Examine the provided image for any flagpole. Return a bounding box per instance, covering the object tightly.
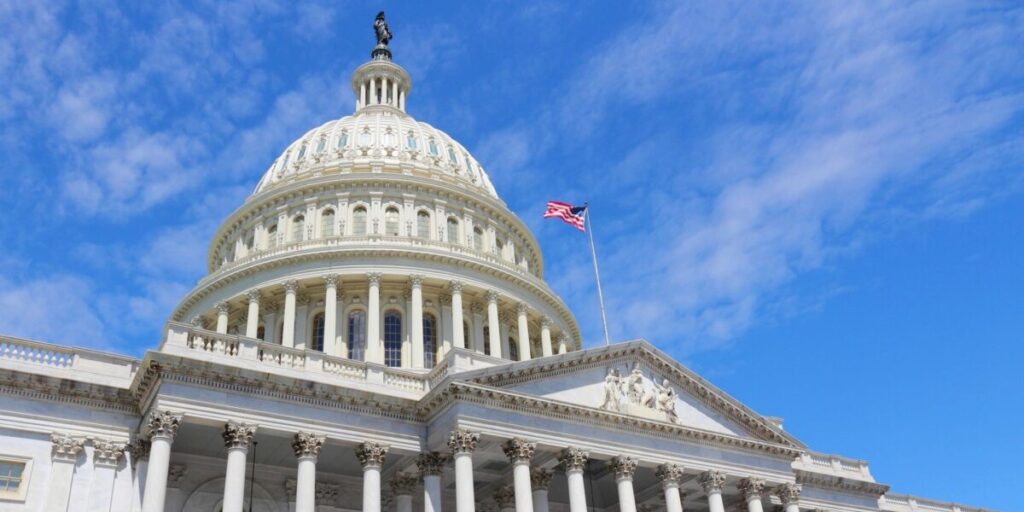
[584,204,611,346]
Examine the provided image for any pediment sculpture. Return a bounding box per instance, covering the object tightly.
[599,364,681,425]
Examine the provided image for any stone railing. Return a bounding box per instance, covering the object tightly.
[795,451,873,479]
[880,493,990,512]
[0,335,139,388]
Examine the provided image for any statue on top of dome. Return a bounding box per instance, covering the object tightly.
[374,11,393,47]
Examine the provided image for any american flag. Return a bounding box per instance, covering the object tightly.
[543,201,587,232]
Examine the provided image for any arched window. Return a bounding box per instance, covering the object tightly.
[385,207,400,236]
[423,314,437,368]
[353,207,367,236]
[428,139,439,156]
[348,311,366,361]
[267,224,278,247]
[384,311,402,367]
[447,217,460,244]
[245,233,254,251]
[406,132,417,150]
[508,336,519,361]
[321,209,335,237]
[256,325,265,341]
[292,215,305,242]
[417,211,431,239]
[473,227,484,251]
[337,131,349,149]
[315,138,326,155]
[311,313,325,352]
[495,238,504,257]
[482,326,491,356]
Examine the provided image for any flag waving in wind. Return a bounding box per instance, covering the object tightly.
[543,201,587,232]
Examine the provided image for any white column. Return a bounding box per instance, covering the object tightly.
[367,273,382,363]
[503,438,535,512]
[557,335,568,355]
[222,422,256,512]
[44,434,84,512]
[699,471,727,512]
[141,411,182,512]
[411,276,425,368]
[775,483,801,512]
[515,303,531,361]
[360,83,367,108]
[495,486,515,512]
[448,429,479,512]
[392,80,399,108]
[739,479,766,512]
[245,290,261,338]
[356,442,389,512]
[657,464,685,512]
[557,448,588,512]
[486,291,501,358]
[530,469,552,512]
[399,90,406,111]
[216,302,230,334]
[417,453,445,512]
[450,282,465,349]
[87,441,125,511]
[539,319,553,357]
[390,473,415,512]
[283,280,298,347]
[610,457,638,512]
[129,440,149,512]
[324,275,339,355]
[292,432,325,512]
[383,78,390,105]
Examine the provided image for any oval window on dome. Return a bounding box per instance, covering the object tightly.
[337,131,349,149]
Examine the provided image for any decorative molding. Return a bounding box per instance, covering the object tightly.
[168,463,188,486]
[494,485,515,509]
[449,280,463,293]
[390,472,418,496]
[501,437,535,464]
[485,290,499,304]
[367,272,382,286]
[128,438,151,462]
[558,447,588,472]
[516,302,529,315]
[655,463,685,488]
[416,452,447,477]
[93,440,126,467]
[355,441,389,468]
[292,431,325,459]
[775,483,802,505]
[145,410,183,441]
[609,456,638,482]
[215,301,230,315]
[739,478,767,500]
[50,433,85,462]
[448,428,480,455]
[284,279,300,293]
[409,275,423,287]
[246,289,262,304]
[794,470,889,497]
[223,421,257,449]
[699,470,727,493]
[324,274,340,288]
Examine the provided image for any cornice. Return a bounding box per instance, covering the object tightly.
[795,469,889,497]
[0,369,137,414]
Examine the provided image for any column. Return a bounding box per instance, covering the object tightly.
[539,319,553,357]
[502,438,535,512]
[88,440,125,511]
[656,464,685,512]
[390,473,416,512]
[471,303,485,353]
[324,275,339,355]
[450,281,465,349]
[399,90,406,111]
[775,484,801,512]
[515,303,531,361]
[360,83,367,109]
[44,434,84,512]
[216,302,230,334]
[698,471,727,512]
[448,428,480,512]
[128,439,150,512]
[292,432,325,512]
[383,78,390,105]
[392,80,399,108]
[495,486,515,512]
[417,452,445,512]
[557,448,588,512]
[739,479,766,512]
[486,291,501,358]
[411,275,425,369]
[557,335,568,355]
[530,469,552,512]
[609,456,638,512]
[356,442,390,512]
[367,273,382,363]
[141,411,182,512]
[283,280,299,347]
[245,290,261,338]
[221,422,257,512]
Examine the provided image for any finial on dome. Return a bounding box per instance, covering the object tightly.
[372,11,393,61]
[351,11,410,113]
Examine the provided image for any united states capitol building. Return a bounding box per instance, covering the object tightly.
[0,15,990,512]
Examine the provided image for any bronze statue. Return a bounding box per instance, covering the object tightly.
[374,11,393,47]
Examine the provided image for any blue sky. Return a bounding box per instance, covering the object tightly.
[1,1,1022,508]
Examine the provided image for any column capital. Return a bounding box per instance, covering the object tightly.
[494,485,515,510]
[775,483,801,505]
[128,438,151,462]
[698,470,727,494]
[409,274,424,288]
[93,439,127,467]
[216,301,230,314]
[416,451,448,476]
[247,289,262,304]
[292,431,325,460]
[448,428,480,455]
[284,279,300,293]
[499,311,513,325]
[738,478,767,500]
[355,441,389,469]
[324,274,340,288]
[486,290,499,304]
[390,472,418,496]
[516,302,529,315]
[609,456,638,482]
[557,334,570,345]
[223,421,257,450]
[449,280,464,293]
[470,301,484,314]
[501,437,536,464]
[557,447,589,472]
[439,294,452,306]
[367,272,382,286]
[145,410,183,441]
[530,468,553,491]
[50,433,85,463]
[655,463,685,488]
[540,317,552,328]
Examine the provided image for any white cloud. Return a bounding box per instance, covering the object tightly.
[0,275,111,350]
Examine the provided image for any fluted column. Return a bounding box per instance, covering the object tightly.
[656,464,685,512]
[530,469,552,512]
[558,448,588,512]
[515,303,531,361]
[216,302,230,334]
[292,432,325,512]
[411,276,425,368]
[141,411,182,512]
[539,319,552,357]
[367,273,382,363]
[448,428,480,512]
[450,281,465,349]
[418,452,446,512]
[503,438,536,512]
[222,421,257,512]
[390,473,416,512]
[739,478,766,512]
[610,457,638,512]
[699,471,726,512]
[283,280,299,347]
[557,335,568,355]
[486,291,501,358]
[245,291,261,338]
[775,483,801,512]
[45,434,84,512]
[357,442,390,512]
[324,275,339,355]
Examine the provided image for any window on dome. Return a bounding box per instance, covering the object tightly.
[465,155,474,175]
[495,238,504,256]
[423,313,437,368]
[385,207,400,236]
[353,207,367,236]
[278,153,290,172]
[447,147,458,164]
[337,132,349,149]
[359,130,371,146]
[417,210,431,239]
[297,144,307,161]
[311,313,325,352]
[482,326,491,356]
[508,336,519,361]
[0,459,28,500]
[292,215,305,242]
[406,133,417,150]
[322,209,336,237]
[384,311,402,367]
[315,138,326,154]
[267,225,278,247]
[428,139,438,156]
[473,227,484,251]
[348,310,366,361]
[245,233,254,251]
[447,217,460,244]
[383,130,395,147]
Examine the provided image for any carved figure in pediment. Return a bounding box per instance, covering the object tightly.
[599,368,622,411]
[624,366,645,405]
[654,379,681,424]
